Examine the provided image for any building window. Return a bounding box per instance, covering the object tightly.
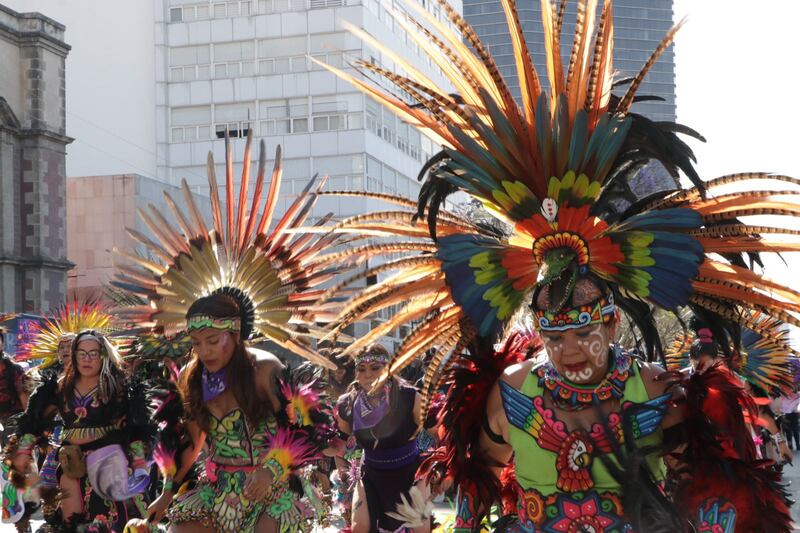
[170,7,182,22]
[215,123,251,138]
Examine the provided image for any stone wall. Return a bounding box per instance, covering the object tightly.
[0,3,72,313]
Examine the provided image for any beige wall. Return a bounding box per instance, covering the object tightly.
[67,174,211,297]
[67,175,137,292]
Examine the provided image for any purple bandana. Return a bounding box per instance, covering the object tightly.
[202,366,228,403]
[352,388,389,432]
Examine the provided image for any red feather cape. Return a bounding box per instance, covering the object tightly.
[670,365,792,533]
[417,330,542,524]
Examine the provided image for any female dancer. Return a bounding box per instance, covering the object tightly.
[113,134,341,533]
[336,344,432,533]
[10,329,152,531]
[144,293,332,532]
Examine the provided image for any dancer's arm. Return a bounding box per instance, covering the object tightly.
[146,420,205,522]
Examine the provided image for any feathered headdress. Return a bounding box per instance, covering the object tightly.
[312,0,800,375]
[14,299,113,369]
[666,312,798,397]
[111,132,340,369]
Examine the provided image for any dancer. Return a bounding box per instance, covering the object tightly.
[336,344,431,533]
[9,329,152,531]
[112,133,340,533]
[0,325,29,433]
[0,322,33,533]
[314,0,800,530]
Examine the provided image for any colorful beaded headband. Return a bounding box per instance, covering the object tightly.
[533,293,616,332]
[354,349,391,366]
[186,315,241,333]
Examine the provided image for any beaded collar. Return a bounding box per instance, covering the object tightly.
[536,345,632,410]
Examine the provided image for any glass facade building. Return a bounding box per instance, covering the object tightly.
[463,0,676,121]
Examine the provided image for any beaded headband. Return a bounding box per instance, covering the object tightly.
[533,293,616,332]
[354,349,391,366]
[186,315,241,333]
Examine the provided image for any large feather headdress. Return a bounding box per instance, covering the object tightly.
[666,312,798,397]
[312,0,800,379]
[112,133,339,369]
[14,299,113,369]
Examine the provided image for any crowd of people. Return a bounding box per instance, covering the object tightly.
[2,0,800,531]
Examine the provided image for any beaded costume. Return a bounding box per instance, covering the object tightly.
[11,357,153,531]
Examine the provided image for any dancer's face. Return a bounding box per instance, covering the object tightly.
[541,322,615,384]
[75,339,103,379]
[691,350,722,374]
[58,337,73,366]
[356,361,386,392]
[190,328,237,373]
[535,279,615,384]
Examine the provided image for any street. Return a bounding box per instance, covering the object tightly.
[12,463,800,531]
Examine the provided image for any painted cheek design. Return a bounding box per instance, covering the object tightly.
[564,367,593,382]
[576,325,607,367]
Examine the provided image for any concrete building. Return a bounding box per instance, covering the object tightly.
[463,0,677,121]
[0,4,72,313]
[66,174,212,299]
[158,0,454,219]
[3,0,456,347]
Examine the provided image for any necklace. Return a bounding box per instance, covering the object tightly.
[536,346,632,411]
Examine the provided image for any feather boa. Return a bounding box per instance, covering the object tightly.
[276,363,337,450]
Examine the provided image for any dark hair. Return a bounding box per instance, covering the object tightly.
[347,344,409,419]
[689,317,724,361]
[181,293,272,433]
[60,329,125,405]
[0,327,5,345]
[328,357,355,392]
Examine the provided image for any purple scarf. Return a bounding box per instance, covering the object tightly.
[353,389,389,432]
[202,366,228,403]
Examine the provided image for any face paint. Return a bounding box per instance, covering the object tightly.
[543,323,612,385]
[564,366,593,382]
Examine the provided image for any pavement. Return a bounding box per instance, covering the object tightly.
[13,460,800,531]
[784,453,800,528]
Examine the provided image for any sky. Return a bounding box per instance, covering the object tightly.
[671,0,800,336]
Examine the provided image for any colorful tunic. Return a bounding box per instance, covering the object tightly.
[501,349,669,533]
[169,408,312,533]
